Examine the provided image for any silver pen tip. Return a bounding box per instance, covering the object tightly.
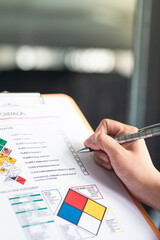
[77,147,92,153]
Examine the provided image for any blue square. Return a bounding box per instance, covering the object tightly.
[58,202,82,225]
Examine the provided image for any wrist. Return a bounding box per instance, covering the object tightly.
[142,169,160,212]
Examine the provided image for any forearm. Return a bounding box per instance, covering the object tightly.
[139,169,160,212]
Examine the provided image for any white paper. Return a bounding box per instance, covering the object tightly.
[0,95,159,240]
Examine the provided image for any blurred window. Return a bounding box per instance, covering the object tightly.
[0,0,135,75]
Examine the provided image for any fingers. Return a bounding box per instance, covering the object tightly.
[85,132,127,172]
[84,134,101,150]
[84,119,138,150]
[84,119,141,175]
[95,119,125,136]
[85,132,126,160]
[95,119,138,137]
[96,133,126,160]
[94,150,113,170]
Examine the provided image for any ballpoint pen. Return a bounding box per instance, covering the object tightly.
[77,123,160,153]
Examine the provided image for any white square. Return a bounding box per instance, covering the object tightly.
[78,212,101,235]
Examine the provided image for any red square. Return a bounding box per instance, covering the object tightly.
[16,176,26,185]
[64,189,87,210]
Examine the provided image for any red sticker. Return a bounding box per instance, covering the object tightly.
[16,176,26,185]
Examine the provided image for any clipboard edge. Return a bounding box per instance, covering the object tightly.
[42,93,160,239]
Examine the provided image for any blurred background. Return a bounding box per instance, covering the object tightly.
[0,0,159,226]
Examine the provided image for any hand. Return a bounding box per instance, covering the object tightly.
[84,119,160,211]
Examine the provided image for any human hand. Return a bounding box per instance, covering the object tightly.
[84,119,160,211]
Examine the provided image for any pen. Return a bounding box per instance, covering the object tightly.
[77,123,160,153]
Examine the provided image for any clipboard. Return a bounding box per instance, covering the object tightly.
[43,94,160,239]
[0,93,159,240]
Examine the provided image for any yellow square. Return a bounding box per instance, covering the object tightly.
[7,157,16,165]
[0,153,8,161]
[0,168,8,173]
[83,199,106,221]
[0,160,4,166]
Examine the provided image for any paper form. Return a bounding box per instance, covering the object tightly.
[0,94,159,240]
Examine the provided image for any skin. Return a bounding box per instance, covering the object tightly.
[84,119,160,212]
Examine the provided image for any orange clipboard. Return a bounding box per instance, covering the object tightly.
[42,93,160,239]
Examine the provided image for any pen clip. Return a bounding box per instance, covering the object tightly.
[138,123,160,132]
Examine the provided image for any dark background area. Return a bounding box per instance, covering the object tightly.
[145,1,160,173]
[0,70,129,130]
